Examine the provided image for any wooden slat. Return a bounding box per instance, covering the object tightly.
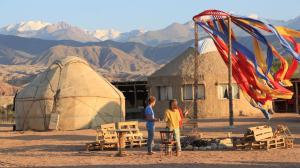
[116,121,147,147]
[247,125,273,141]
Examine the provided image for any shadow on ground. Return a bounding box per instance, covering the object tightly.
[0,134,94,141]
[36,162,300,168]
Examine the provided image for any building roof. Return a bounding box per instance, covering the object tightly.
[197,38,218,54]
[17,56,124,100]
[150,38,220,78]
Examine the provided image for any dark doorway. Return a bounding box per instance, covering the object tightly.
[273,80,300,113]
[112,81,148,119]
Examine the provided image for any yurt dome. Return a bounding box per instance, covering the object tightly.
[15,56,125,131]
[152,38,219,78]
[197,38,218,55]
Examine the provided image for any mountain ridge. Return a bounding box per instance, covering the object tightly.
[2,15,299,45]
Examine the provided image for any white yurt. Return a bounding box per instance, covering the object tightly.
[15,56,125,131]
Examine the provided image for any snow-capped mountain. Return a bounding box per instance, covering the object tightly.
[116,29,146,42]
[0,21,51,38]
[34,21,99,42]
[1,21,50,32]
[0,21,99,42]
[87,29,121,41]
[1,15,300,45]
[86,29,147,41]
[0,21,150,43]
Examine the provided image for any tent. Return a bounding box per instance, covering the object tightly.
[15,56,125,131]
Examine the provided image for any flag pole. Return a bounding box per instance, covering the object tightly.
[227,16,234,127]
[194,21,199,128]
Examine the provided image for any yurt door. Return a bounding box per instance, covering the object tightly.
[48,89,61,130]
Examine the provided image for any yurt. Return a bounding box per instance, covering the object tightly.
[148,38,267,119]
[15,56,125,131]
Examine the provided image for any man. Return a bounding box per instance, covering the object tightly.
[144,96,157,155]
[164,99,182,156]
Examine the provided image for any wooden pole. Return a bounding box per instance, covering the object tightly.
[194,21,199,127]
[227,16,234,127]
[295,81,299,114]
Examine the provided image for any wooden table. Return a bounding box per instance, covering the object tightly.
[115,129,131,157]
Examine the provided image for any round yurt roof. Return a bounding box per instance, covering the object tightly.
[17,56,124,100]
[197,38,218,55]
[150,38,220,77]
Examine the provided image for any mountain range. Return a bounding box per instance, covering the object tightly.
[0,14,300,95]
[0,33,193,87]
[1,15,300,46]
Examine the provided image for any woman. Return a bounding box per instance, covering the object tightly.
[164,99,182,156]
[144,96,157,155]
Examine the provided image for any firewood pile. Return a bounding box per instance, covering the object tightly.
[180,124,294,151]
[233,124,294,150]
[181,136,234,150]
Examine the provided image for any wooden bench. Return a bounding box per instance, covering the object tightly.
[86,123,119,151]
[117,121,147,148]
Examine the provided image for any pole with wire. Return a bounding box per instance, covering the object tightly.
[193,21,199,128]
[227,16,234,127]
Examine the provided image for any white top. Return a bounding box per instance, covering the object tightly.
[197,38,218,54]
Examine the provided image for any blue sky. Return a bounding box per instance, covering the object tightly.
[1,0,300,32]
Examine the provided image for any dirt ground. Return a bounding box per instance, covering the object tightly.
[1,113,300,168]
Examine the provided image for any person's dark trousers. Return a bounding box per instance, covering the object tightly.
[147,124,155,153]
